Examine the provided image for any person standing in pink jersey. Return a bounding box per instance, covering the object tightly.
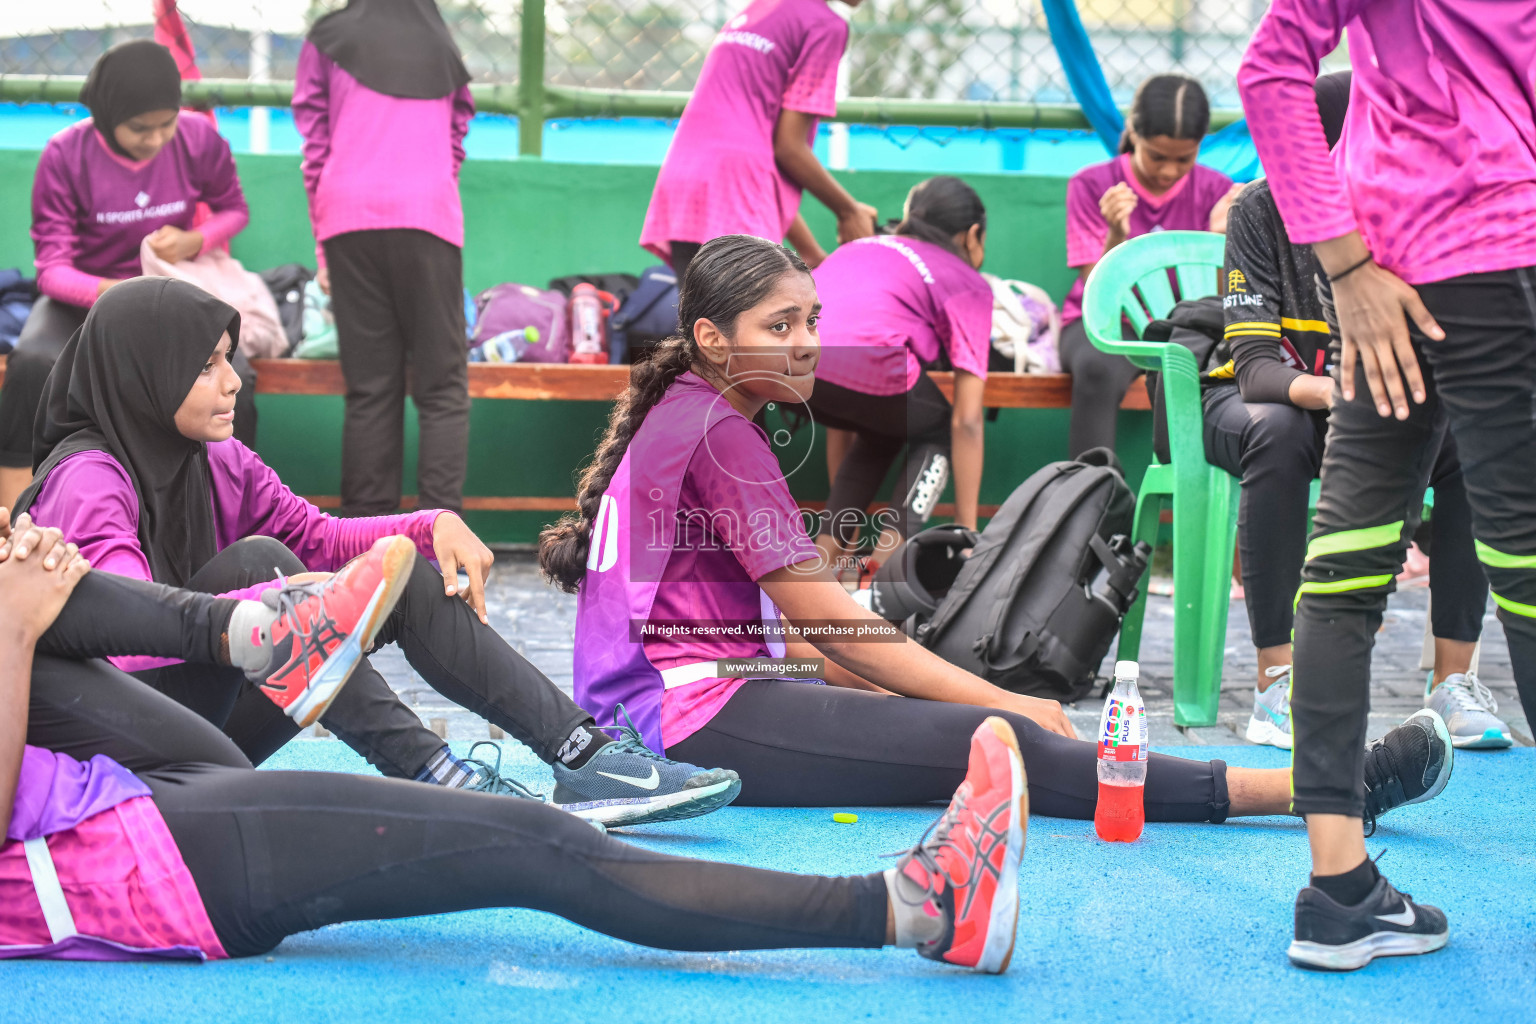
[0,40,255,514]
[1057,74,1244,458]
[640,0,878,279]
[802,177,993,572]
[293,0,475,517]
[1238,0,1536,972]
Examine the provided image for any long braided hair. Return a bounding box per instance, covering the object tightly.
[539,234,810,592]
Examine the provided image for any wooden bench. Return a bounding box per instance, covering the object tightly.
[0,356,1149,516]
[243,358,1151,410]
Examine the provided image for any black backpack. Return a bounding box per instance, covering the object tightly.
[872,449,1151,702]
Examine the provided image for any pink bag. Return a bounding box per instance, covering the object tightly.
[472,283,571,363]
[140,237,288,358]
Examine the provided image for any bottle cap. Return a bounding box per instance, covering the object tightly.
[1114,660,1140,679]
[525,325,539,342]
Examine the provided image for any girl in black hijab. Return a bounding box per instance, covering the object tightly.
[14,278,735,827]
[293,0,476,518]
[0,40,253,515]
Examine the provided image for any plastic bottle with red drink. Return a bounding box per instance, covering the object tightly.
[1094,660,1147,842]
[569,283,608,364]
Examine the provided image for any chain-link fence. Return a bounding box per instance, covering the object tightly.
[3,2,1318,111]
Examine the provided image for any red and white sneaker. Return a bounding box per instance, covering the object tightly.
[896,716,1027,973]
[252,535,415,728]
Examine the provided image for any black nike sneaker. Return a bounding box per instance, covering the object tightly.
[1289,874,1449,970]
[1362,709,1453,835]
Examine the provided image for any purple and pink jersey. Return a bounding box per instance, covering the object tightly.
[813,235,993,396]
[292,41,474,268]
[1238,0,1536,285]
[639,0,848,263]
[0,746,224,961]
[25,438,443,673]
[1061,154,1233,324]
[31,116,249,308]
[573,372,818,750]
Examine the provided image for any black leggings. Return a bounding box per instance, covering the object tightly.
[29,571,252,769]
[1058,317,1142,458]
[1202,384,1487,650]
[141,759,886,959]
[669,679,1231,821]
[804,376,954,547]
[30,537,595,780]
[1294,267,1536,817]
[0,296,258,467]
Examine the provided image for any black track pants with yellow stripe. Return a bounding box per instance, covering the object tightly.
[1292,267,1536,818]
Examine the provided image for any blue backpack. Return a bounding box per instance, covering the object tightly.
[608,265,679,363]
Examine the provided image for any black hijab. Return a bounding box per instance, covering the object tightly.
[79,40,183,160]
[14,278,240,587]
[308,0,470,100]
[1314,71,1352,151]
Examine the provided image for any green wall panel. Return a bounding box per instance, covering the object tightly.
[2,148,1143,544]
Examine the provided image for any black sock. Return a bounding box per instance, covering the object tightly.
[558,722,612,768]
[1310,856,1379,907]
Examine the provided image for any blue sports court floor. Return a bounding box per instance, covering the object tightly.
[7,740,1534,1024]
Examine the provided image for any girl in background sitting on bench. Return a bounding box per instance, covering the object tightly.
[541,234,1441,828]
[801,176,992,576]
[1057,74,1243,458]
[0,518,1028,973]
[13,278,737,830]
[640,0,878,278]
[0,40,255,512]
[293,0,474,517]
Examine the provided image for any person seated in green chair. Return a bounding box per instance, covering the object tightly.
[1206,72,1510,750]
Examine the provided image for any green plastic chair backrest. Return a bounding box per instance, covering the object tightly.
[1081,230,1225,471]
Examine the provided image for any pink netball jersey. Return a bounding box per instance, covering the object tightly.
[0,746,225,961]
[639,0,848,263]
[573,372,819,750]
[813,235,994,396]
[1061,154,1233,324]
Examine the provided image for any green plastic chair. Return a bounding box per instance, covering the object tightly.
[1082,230,1235,727]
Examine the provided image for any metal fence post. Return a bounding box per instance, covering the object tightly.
[518,0,546,158]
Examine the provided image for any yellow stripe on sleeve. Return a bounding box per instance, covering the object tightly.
[1280,317,1331,334]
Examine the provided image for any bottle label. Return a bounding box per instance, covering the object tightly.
[1098,697,1147,762]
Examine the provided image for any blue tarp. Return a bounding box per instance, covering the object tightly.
[1041,0,1262,181]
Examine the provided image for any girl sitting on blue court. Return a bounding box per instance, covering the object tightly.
[541,234,1443,823]
[0,516,1027,971]
[13,278,733,830]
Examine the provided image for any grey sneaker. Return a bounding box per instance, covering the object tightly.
[1425,672,1512,749]
[1245,665,1293,749]
[552,705,742,828]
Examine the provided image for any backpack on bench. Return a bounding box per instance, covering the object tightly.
[869,449,1151,702]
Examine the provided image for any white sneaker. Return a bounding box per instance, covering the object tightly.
[1425,672,1512,749]
[1246,665,1294,748]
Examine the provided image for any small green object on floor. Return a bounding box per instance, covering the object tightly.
[833,812,858,824]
